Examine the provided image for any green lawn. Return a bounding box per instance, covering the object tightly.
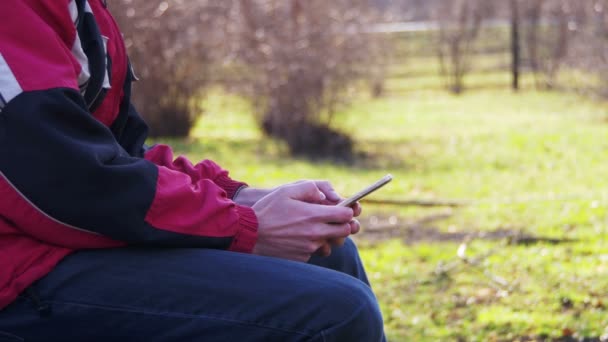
[156,73,608,341]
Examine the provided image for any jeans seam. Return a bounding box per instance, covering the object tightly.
[48,300,314,338]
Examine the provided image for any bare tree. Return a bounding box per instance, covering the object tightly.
[589,1,608,96]
[521,0,574,89]
[510,0,521,91]
[522,0,544,85]
[434,0,493,94]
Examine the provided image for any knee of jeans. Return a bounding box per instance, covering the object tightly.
[319,280,384,341]
[351,284,384,337]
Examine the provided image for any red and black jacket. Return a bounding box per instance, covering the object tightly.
[0,0,258,309]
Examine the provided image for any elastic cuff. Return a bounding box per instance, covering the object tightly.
[228,206,258,253]
[214,174,248,199]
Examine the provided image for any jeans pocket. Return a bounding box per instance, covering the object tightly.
[0,331,23,342]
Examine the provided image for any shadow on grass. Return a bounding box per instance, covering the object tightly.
[163,136,426,171]
[517,336,601,342]
[358,212,576,246]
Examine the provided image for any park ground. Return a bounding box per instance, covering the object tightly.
[157,65,608,341]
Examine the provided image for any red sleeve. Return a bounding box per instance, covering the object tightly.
[144,144,248,199]
[144,145,257,252]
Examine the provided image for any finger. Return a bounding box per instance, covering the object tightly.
[314,243,332,257]
[350,202,362,217]
[282,181,325,203]
[315,180,341,203]
[329,237,346,246]
[349,219,360,235]
[313,223,350,240]
[320,243,332,257]
[306,204,354,223]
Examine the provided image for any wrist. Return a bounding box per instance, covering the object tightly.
[233,187,273,207]
[233,185,247,201]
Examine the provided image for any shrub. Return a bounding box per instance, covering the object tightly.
[111,0,231,137]
[228,0,382,160]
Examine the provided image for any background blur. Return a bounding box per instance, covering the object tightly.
[112,1,608,340]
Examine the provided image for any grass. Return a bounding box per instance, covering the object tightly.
[156,69,608,341]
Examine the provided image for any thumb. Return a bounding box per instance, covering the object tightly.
[282,181,326,203]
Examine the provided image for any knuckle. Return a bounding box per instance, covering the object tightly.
[297,181,318,195]
[317,180,331,188]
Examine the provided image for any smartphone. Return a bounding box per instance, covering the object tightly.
[337,174,393,207]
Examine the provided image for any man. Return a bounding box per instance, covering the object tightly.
[0,1,385,341]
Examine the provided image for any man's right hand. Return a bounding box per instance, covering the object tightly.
[251,181,354,262]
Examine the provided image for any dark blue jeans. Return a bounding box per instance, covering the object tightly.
[0,238,385,341]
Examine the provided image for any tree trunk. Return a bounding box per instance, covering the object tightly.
[510,0,521,91]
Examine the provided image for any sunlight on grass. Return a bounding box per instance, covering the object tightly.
[191,88,261,141]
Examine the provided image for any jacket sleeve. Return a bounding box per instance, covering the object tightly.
[112,100,248,200]
[144,145,249,200]
[0,1,258,252]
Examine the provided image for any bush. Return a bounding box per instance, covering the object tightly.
[111,0,231,137]
[228,0,382,160]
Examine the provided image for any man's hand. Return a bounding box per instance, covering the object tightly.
[235,180,363,259]
[251,181,355,262]
[233,180,346,207]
